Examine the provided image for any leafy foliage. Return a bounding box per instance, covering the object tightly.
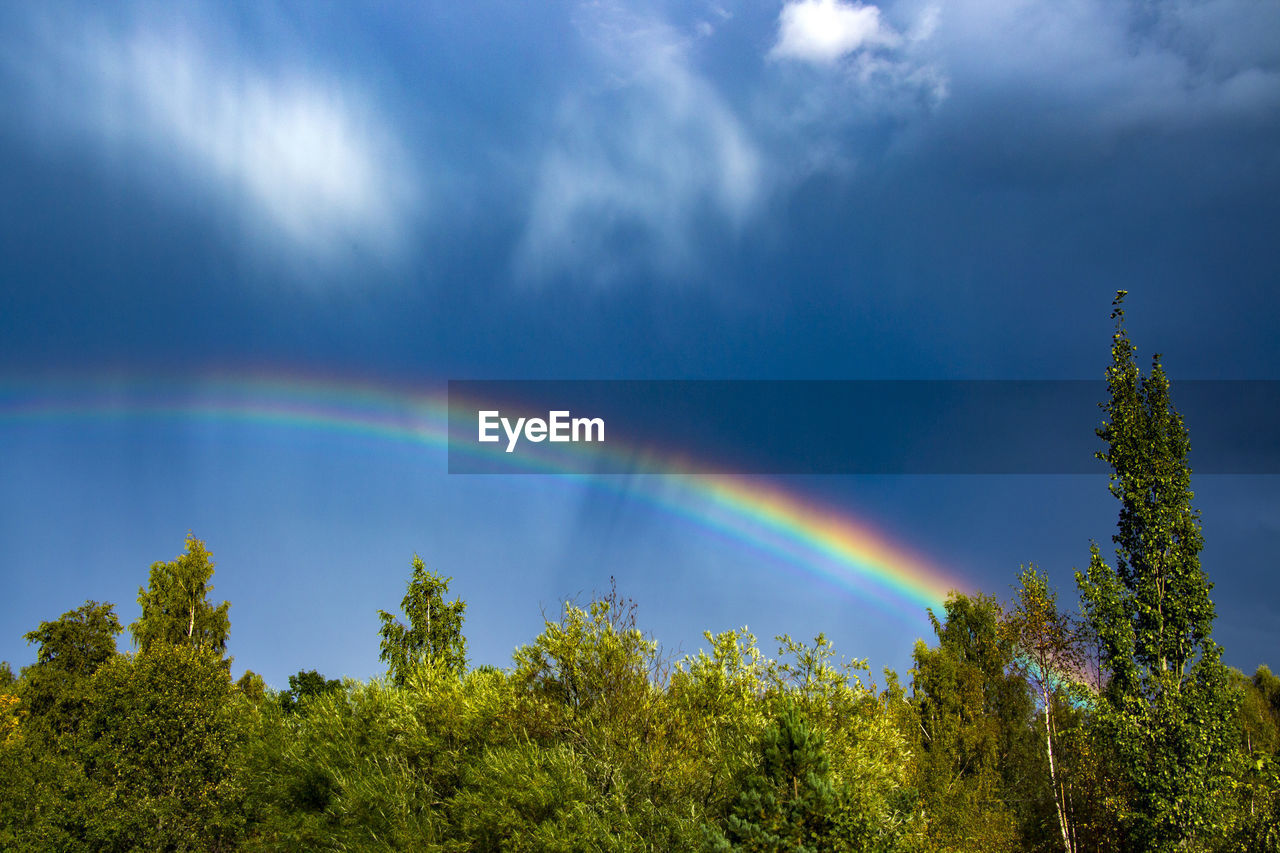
[378,555,467,684]
[711,702,843,852]
[1076,292,1239,851]
[131,533,231,656]
[2,297,1273,852]
[81,644,244,850]
[19,600,122,739]
[279,669,343,714]
[1004,564,1087,853]
[910,592,1033,852]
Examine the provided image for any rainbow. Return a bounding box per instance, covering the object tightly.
[0,370,963,620]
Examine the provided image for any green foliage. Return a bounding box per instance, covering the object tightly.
[80,643,245,850]
[378,555,467,684]
[131,533,231,656]
[911,592,1033,852]
[710,702,843,852]
[1076,292,1239,851]
[279,669,343,714]
[668,629,772,820]
[1003,565,1088,853]
[769,635,920,852]
[236,669,268,704]
[240,669,447,848]
[451,740,645,851]
[512,587,659,729]
[23,601,121,678]
[19,600,122,739]
[508,587,706,846]
[1,464,1269,853]
[1221,668,1280,851]
[1256,665,1280,717]
[0,734,94,852]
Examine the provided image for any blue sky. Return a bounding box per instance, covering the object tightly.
[1,0,1278,687]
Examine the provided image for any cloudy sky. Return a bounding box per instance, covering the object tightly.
[1,0,1278,686]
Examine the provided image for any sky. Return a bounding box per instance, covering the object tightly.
[1,0,1278,688]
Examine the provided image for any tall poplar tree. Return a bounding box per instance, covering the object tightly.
[1076,292,1237,850]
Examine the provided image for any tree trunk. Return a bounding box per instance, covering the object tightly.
[1044,687,1074,853]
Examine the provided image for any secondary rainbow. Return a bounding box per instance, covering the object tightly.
[0,371,962,617]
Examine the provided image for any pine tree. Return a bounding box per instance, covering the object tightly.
[1076,292,1238,850]
[711,703,843,852]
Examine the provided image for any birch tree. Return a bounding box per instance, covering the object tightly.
[1004,564,1084,853]
[131,534,230,656]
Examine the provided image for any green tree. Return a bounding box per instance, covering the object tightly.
[236,669,268,704]
[378,555,467,684]
[1256,665,1280,714]
[710,702,844,852]
[279,669,343,714]
[1003,565,1086,853]
[1230,667,1280,850]
[0,603,125,849]
[910,592,1033,851]
[81,643,244,850]
[131,534,230,656]
[1076,291,1238,850]
[509,587,689,843]
[20,600,122,737]
[23,600,121,679]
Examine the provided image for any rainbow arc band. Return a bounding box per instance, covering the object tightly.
[0,371,961,620]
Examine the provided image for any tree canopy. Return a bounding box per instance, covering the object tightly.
[131,533,231,656]
[378,554,468,683]
[1,297,1276,851]
[1077,291,1239,850]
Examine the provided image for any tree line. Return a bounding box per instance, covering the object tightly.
[2,294,1279,851]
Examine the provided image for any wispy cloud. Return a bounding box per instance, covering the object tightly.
[516,7,761,285]
[3,9,416,269]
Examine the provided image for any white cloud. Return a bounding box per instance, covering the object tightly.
[5,13,416,267]
[754,1,947,186]
[517,11,761,284]
[770,0,901,65]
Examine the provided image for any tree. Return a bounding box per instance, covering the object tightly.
[131,534,230,656]
[910,592,1034,851]
[1076,291,1238,850]
[279,669,343,714]
[23,600,121,679]
[1232,667,1280,850]
[0,603,124,848]
[710,702,844,852]
[236,669,268,704]
[20,600,122,736]
[81,643,244,850]
[1003,565,1085,853]
[378,555,467,684]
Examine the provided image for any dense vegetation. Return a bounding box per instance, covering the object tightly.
[3,295,1279,851]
